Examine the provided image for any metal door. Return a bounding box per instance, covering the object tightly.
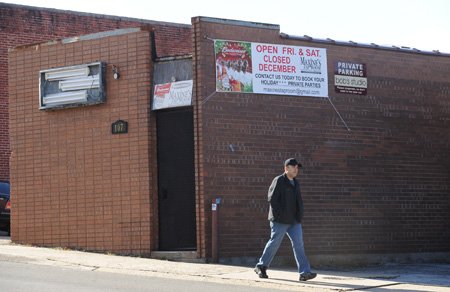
[156,108,196,250]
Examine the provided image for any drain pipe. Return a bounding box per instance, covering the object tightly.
[211,198,221,263]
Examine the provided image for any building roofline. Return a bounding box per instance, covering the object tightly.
[280,33,450,57]
[195,16,449,57]
[0,2,191,29]
[195,16,279,30]
[3,3,448,57]
[9,27,145,52]
[61,28,143,44]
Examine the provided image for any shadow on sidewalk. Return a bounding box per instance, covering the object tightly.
[250,263,450,291]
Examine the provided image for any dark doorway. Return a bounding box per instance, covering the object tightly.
[156,108,196,250]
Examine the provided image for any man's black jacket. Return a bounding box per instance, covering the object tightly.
[267,173,304,224]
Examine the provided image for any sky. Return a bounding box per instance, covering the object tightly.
[3,0,450,53]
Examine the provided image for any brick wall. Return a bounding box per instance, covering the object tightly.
[192,17,450,263]
[0,3,192,181]
[4,3,450,264]
[8,29,156,255]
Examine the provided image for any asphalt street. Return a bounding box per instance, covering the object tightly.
[0,260,278,292]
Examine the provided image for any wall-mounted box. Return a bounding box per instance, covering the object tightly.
[39,62,106,110]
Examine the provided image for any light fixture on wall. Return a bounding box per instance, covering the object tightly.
[40,62,106,110]
[42,90,87,107]
[59,75,100,91]
[112,65,120,80]
[45,67,90,81]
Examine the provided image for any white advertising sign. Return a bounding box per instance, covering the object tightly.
[215,40,328,97]
[152,80,193,110]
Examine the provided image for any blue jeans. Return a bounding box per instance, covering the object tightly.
[257,221,311,274]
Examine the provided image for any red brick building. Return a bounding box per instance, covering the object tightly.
[5,4,450,265]
[0,2,191,181]
[191,18,450,265]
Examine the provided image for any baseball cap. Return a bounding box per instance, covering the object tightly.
[284,158,302,168]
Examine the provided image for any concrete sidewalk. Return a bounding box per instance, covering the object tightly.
[0,236,449,291]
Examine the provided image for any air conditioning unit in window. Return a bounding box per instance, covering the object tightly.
[39,62,106,110]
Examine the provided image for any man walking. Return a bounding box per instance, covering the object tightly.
[254,158,317,281]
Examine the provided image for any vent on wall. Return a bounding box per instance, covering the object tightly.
[39,62,106,110]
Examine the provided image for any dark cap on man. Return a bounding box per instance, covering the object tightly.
[284,158,302,168]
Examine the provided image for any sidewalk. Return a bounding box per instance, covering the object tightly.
[1,236,449,291]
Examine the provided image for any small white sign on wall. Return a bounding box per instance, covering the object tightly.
[152,80,193,110]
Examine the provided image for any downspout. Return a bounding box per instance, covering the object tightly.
[192,17,204,259]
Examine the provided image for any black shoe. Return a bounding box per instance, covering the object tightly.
[299,272,317,281]
[254,265,268,278]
